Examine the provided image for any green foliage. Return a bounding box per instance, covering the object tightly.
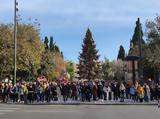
[109,60,124,80]
[102,58,110,80]
[102,58,125,81]
[0,24,14,78]
[66,61,75,80]
[19,24,42,80]
[0,22,67,81]
[39,36,66,80]
[144,16,160,72]
[0,23,44,80]
[40,49,55,80]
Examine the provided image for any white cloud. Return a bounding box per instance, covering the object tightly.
[0,0,160,61]
[0,0,159,31]
[1,0,160,24]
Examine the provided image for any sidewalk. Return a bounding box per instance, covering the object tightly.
[1,99,158,105]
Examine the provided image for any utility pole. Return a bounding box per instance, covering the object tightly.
[14,0,18,85]
[138,18,144,84]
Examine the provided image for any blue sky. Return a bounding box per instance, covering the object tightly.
[0,0,160,63]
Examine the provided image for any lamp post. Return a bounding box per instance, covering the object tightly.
[137,18,144,84]
[13,0,18,85]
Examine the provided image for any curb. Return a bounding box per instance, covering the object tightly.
[27,103,158,106]
[1,102,158,106]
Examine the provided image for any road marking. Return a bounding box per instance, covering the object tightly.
[0,113,5,115]
[0,107,21,116]
[0,110,14,112]
[0,108,20,110]
[0,104,24,107]
[25,110,79,113]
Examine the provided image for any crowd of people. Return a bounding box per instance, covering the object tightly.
[0,80,160,104]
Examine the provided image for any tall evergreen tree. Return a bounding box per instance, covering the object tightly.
[117,45,125,61]
[49,36,55,52]
[44,36,49,49]
[77,28,102,80]
[55,45,60,53]
[128,18,145,56]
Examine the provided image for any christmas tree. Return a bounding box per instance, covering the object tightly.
[77,28,103,80]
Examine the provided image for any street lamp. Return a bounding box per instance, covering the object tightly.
[137,18,144,84]
[13,0,18,85]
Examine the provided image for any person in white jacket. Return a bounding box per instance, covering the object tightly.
[119,82,125,102]
[56,84,62,102]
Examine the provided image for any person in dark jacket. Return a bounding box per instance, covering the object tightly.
[97,82,103,101]
[80,83,86,101]
[85,83,91,102]
[2,84,9,103]
[12,85,19,103]
[112,83,119,101]
[45,85,50,102]
[155,84,160,107]
[71,83,78,101]
[92,82,97,101]
[27,84,34,103]
[61,83,68,102]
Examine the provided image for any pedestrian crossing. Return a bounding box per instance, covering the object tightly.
[0,106,20,115]
[0,113,5,115]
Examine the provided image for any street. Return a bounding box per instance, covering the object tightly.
[0,104,159,119]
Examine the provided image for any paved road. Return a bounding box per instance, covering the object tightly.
[0,104,159,119]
